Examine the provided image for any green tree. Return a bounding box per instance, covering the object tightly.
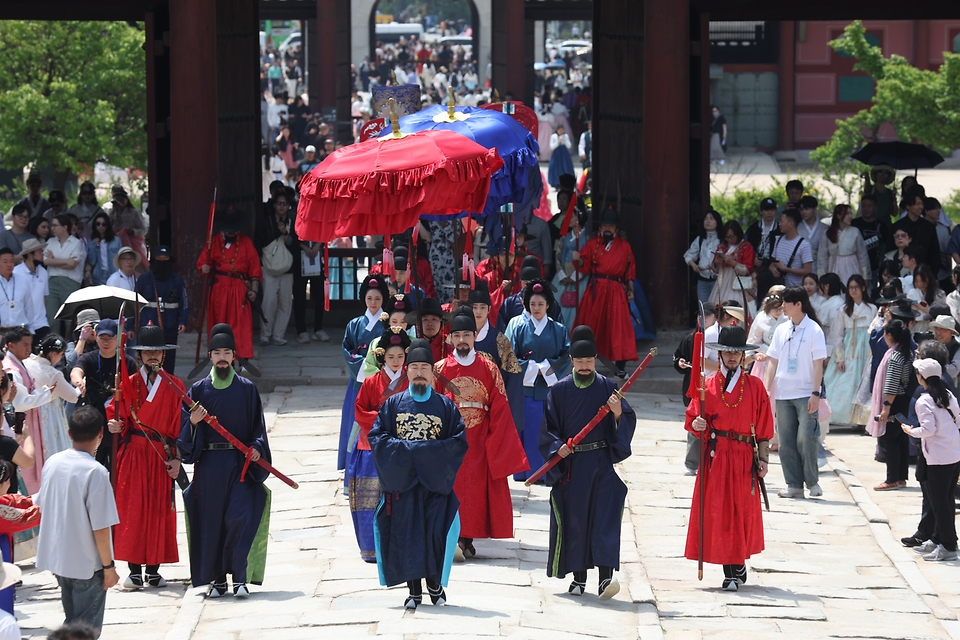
[810,20,960,171]
[0,21,146,179]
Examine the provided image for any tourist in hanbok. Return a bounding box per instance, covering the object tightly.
[803,273,827,319]
[818,204,870,284]
[510,279,570,481]
[823,275,876,426]
[911,264,945,335]
[816,273,846,353]
[747,289,785,386]
[708,221,754,308]
[24,335,78,461]
[553,208,590,328]
[349,326,410,563]
[947,266,960,328]
[338,275,389,470]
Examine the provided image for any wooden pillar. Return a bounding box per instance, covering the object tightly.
[913,20,930,70]
[778,21,795,150]
[643,0,690,329]
[317,0,353,145]
[491,0,525,100]
[216,0,261,228]
[169,0,219,327]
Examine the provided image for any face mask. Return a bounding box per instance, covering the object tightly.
[152,261,172,281]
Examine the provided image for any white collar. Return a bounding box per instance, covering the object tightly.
[719,364,742,392]
[453,349,476,366]
[139,366,161,402]
[532,314,550,336]
[364,307,382,331]
[760,219,775,232]
[384,366,403,382]
[476,321,489,342]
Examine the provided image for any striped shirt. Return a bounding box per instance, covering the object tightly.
[882,350,913,397]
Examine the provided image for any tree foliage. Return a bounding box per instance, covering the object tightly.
[810,20,960,170]
[0,21,146,175]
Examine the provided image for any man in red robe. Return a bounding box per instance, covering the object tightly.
[405,297,451,363]
[573,205,638,376]
[197,206,262,359]
[475,235,541,321]
[684,326,773,591]
[107,325,185,589]
[435,308,528,560]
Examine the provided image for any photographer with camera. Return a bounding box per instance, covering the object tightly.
[65,309,101,372]
[746,198,782,302]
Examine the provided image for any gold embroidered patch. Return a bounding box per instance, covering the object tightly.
[396,412,443,441]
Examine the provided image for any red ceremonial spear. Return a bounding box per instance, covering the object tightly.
[155,369,299,490]
[691,301,707,581]
[523,348,657,487]
[195,188,217,365]
[110,303,129,488]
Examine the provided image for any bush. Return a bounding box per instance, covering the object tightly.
[943,189,960,224]
[710,185,783,227]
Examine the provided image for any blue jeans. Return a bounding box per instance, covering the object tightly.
[696,279,716,308]
[776,398,820,490]
[56,570,106,637]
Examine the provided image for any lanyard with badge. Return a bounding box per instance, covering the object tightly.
[786,324,805,374]
[0,277,16,312]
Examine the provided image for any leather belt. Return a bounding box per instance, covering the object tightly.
[203,442,236,451]
[458,401,489,411]
[145,302,180,309]
[592,274,625,284]
[130,429,176,447]
[214,270,248,281]
[573,441,608,452]
[711,429,752,444]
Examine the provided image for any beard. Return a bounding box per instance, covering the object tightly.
[214,363,232,379]
[602,232,615,243]
[412,382,428,395]
[224,233,238,243]
[455,345,471,357]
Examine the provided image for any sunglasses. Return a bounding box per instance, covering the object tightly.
[80,190,94,196]
[95,221,107,227]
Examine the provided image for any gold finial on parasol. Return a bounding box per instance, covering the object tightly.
[381,98,409,140]
[433,90,470,123]
[491,89,501,104]
[390,70,398,85]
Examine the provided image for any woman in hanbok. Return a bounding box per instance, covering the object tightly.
[338,275,389,470]
[509,279,570,481]
[911,264,945,335]
[547,125,574,189]
[823,275,877,426]
[24,334,78,460]
[537,102,557,162]
[553,209,590,328]
[708,221,754,310]
[818,204,870,284]
[803,273,827,319]
[349,325,411,563]
[748,289,785,448]
[360,294,418,380]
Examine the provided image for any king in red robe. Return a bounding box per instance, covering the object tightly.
[436,309,528,558]
[684,326,773,591]
[197,207,263,359]
[108,326,184,589]
[573,206,638,367]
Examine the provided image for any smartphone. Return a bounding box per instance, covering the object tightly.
[4,373,12,383]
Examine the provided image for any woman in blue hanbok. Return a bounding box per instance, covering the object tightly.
[510,278,571,481]
[823,274,877,425]
[339,274,389,470]
[468,284,524,431]
[552,210,590,329]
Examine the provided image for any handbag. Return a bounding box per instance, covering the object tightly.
[731,275,752,291]
[561,290,578,307]
[262,237,293,276]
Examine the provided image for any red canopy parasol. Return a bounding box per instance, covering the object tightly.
[296,119,503,244]
[479,100,539,140]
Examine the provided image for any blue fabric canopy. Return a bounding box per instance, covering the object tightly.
[378,104,541,220]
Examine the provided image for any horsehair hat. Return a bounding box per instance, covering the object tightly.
[393,255,409,272]
[450,306,477,333]
[359,274,390,303]
[214,205,247,233]
[131,324,178,351]
[570,324,597,358]
[520,265,541,282]
[406,338,434,365]
[705,325,760,352]
[598,204,619,227]
[522,277,555,311]
[208,323,236,351]
[889,300,921,321]
[405,297,453,326]
[468,280,492,306]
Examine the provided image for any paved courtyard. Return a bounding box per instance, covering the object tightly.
[9,377,960,639]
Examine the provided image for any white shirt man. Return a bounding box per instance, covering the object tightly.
[105,247,139,292]
[0,249,30,328]
[12,239,49,335]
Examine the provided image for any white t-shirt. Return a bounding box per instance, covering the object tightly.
[766,314,827,400]
[771,235,813,287]
[36,448,119,580]
[0,610,19,640]
[46,235,86,283]
[12,262,48,332]
[106,269,137,292]
[0,272,30,329]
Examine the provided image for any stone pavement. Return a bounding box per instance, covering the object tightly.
[10,385,960,639]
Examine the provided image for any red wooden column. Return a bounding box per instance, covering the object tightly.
[169,0,219,328]
[642,0,690,328]
[779,21,796,150]
[491,0,525,99]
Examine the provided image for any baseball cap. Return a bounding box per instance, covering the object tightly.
[96,319,119,336]
[305,145,317,153]
[760,198,777,210]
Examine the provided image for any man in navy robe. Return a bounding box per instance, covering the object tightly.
[369,338,467,610]
[540,325,636,600]
[136,246,189,373]
[178,325,271,598]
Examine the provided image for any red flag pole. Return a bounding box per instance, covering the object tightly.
[195,189,217,365]
[111,303,128,488]
[695,302,707,581]
[524,348,657,487]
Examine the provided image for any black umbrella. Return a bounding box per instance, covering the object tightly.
[850,141,945,176]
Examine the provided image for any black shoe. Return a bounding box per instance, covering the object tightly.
[734,565,747,585]
[404,594,422,610]
[901,535,925,547]
[146,573,167,588]
[722,577,739,592]
[207,581,228,598]
[616,369,626,379]
[568,580,585,596]
[428,583,446,605]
